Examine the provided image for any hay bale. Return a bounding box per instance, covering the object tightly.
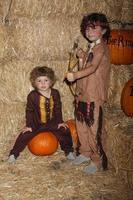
[0,101,25,150]
[0,25,11,60]
[7,16,84,62]
[9,0,89,18]
[0,59,33,102]
[121,0,133,22]
[108,65,133,108]
[105,106,133,189]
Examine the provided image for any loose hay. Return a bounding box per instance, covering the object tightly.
[0,148,132,200]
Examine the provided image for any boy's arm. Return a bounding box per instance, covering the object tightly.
[53,90,63,124]
[76,48,87,70]
[66,49,104,82]
[25,94,35,130]
[73,49,104,80]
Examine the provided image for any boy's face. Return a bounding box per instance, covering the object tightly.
[34,76,52,92]
[85,23,106,42]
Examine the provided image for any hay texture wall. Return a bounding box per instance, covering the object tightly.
[0,0,133,186]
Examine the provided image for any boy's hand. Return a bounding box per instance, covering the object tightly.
[76,48,86,59]
[58,123,68,130]
[21,126,32,133]
[66,72,75,82]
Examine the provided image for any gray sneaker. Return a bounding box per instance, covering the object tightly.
[8,155,16,164]
[72,154,90,165]
[83,162,103,174]
[66,152,75,160]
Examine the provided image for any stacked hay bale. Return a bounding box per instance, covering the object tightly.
[105,64,133,189]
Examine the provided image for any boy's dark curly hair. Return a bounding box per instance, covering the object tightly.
[80,13,110,41]
[30,66,56,88]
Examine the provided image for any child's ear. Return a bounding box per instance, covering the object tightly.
[50,81,54,86]
[102,29,107,35]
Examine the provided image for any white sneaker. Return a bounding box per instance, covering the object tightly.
[72,154,90,165]
[8,155,16,164]
[66,152,75,160]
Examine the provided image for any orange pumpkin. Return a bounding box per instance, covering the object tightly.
[121,78,133,117]
[66,119,78,145]
[107,29,133,65]
[28,131,58,156]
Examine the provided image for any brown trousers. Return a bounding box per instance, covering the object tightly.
[76,101,107,169]
[9,126,73,158]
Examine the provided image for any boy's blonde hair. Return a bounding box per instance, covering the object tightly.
[30,66,56,88]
